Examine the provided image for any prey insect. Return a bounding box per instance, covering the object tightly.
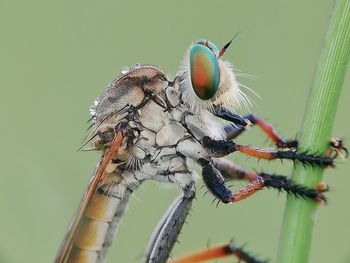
[55,38,346,263]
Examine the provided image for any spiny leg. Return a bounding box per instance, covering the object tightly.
[218,111,347,162]
[202,136,335,167]
[213,158,327,203]
[145,182,195,263]
[170,242,266,263]
[198,158,326,204]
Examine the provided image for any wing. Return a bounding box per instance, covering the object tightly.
[55,132,123,263]
[56,64,169,262]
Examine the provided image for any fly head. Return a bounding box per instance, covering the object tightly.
[177,38,251,114]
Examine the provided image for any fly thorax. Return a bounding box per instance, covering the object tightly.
[165,86,181,107]
[139,100,167,133]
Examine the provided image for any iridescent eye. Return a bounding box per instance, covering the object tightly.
[190,43,220,100]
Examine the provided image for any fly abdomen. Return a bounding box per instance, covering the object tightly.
[66,169,140,263]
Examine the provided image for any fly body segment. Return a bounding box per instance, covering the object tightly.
[56,39,346,263]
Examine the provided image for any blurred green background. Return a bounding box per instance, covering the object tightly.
[1,0,349,262]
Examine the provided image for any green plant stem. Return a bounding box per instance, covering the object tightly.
[277,1,350,263]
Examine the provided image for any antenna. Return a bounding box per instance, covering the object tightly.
[218,31,240,58]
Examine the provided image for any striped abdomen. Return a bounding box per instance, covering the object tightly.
[59,168,140,263]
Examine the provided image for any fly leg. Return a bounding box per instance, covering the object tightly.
[202,136,335,167]
[213,158,327,203]
[171,242,266,263]
[145,175,195,263]
[218,111,348,159]
[224,114,298,148]
[198,158,326,204]
[213,106,297,148]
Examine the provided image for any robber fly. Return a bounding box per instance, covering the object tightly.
[55,38,346,263]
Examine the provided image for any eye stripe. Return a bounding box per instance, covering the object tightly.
[190,44,220,100]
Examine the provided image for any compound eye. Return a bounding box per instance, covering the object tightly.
[190,44,220,100]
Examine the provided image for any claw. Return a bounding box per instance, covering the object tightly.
[329,138,348,159]
[315,182,328,192]
[315,182,328,206]
[316,196,326,206]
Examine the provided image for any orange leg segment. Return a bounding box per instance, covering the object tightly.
[251,115,297,148]
[235,144,334,167]
[236,145,275,160]
[224,114,298,148]
[170,243,265,263]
